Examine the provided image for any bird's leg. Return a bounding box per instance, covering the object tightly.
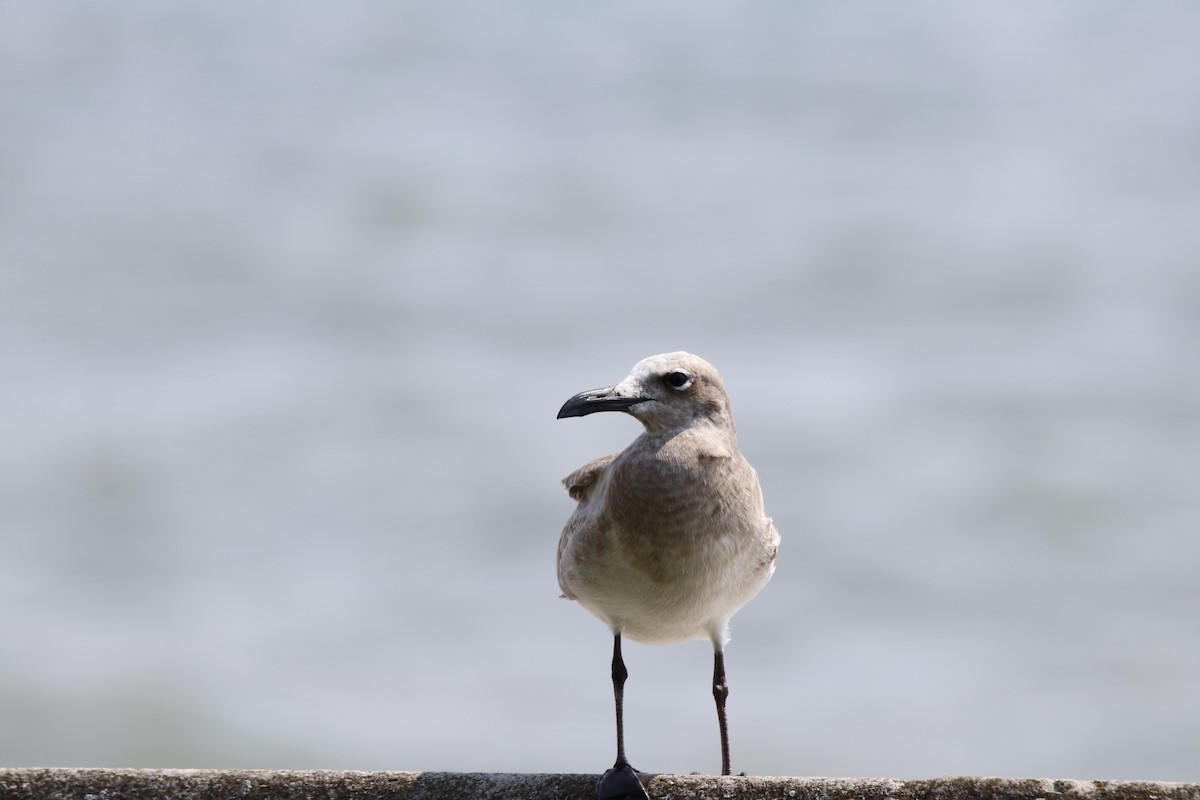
[713,645,732,776]
[612,632,631,768]
[596,633,649,800]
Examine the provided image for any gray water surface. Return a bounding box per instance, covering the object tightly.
[2,1,1198,781]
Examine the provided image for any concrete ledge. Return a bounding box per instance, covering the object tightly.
[1,770,1197,800]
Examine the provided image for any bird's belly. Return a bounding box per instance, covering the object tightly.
[567,528,774,645]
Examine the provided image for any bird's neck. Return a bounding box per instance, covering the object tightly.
[636,419,738,460]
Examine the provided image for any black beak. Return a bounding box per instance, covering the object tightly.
[557,386,650,419]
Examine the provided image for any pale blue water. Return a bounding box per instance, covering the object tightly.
[2,1,1199,781]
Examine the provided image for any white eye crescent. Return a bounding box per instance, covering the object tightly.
[665,370,691,390]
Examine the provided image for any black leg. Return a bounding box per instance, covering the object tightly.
[713,647,731,776]
[596,633,649,799]
[612,633,630,768]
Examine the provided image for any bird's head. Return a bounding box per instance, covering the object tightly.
[557,351,733,433]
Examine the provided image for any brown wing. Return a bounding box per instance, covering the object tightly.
[557,452,620,599]
[561,452,619,502]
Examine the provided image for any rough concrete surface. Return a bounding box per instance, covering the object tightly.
[0,770,1197,800]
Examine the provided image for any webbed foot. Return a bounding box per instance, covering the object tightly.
[596,760,650,799]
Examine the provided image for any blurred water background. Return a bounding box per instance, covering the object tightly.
[2,0,1199,782]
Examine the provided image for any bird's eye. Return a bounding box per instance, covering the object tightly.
[665,371,691,389]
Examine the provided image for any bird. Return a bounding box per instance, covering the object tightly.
[556,352,779,799]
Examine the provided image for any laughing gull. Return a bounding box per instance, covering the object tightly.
[556,352,779,798]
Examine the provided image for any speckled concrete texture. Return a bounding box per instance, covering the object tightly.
[1,770,1197,800]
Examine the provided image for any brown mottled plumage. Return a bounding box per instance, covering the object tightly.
[556,352,779,796]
